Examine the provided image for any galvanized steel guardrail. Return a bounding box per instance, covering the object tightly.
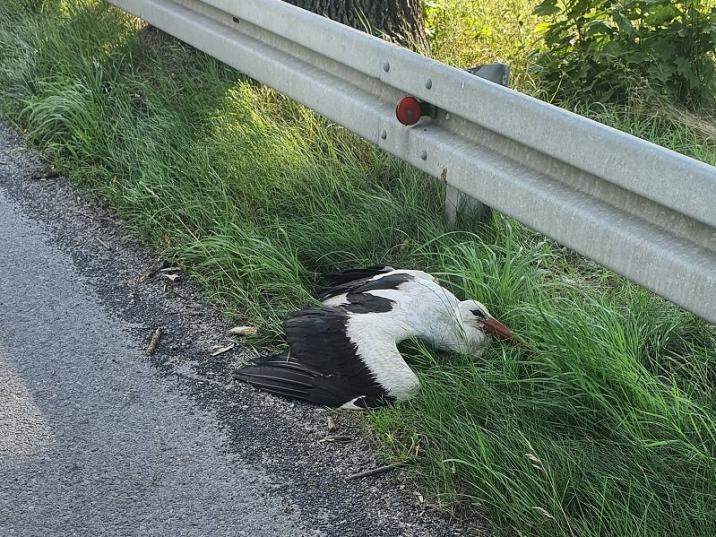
[107,0,716,323]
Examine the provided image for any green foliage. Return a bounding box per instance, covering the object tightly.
[532,0,716,107]
[424,0,540,91]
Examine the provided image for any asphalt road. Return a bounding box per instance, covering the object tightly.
[0,186,321,536]
[0,124,470,537]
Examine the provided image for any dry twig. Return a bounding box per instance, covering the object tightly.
[95,237,111,250]
[145,327,162,355]
[210,343,236,357]
[347,462,404,480]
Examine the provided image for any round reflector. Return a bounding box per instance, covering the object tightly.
[395,96,422,126]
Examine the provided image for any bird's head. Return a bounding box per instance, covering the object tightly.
[447,300,513,354]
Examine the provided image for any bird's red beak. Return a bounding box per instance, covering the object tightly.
[483,317,513,341]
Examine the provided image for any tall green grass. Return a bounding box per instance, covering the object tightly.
[1,2,715,536]
[425,0,540,90]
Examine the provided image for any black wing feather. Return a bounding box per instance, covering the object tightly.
[319,272,414,304]
[236,357,387,406]
[236,308,391,407]
[323,265,395,286]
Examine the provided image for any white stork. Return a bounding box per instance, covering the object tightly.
[236,267,513,408]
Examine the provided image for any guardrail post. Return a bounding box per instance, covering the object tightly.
[444,63,510,226]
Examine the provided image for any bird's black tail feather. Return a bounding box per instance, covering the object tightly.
[235,357,357,407]
[235,357,317,400]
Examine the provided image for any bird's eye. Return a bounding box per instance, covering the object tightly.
[471,308,486,319]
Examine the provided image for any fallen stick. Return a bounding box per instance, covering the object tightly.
[210,343,236,357]
[145,327,162,355]
[95,236,111,250]
[319,435,353,443]
[347,462,404,480]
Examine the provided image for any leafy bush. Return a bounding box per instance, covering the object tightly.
[532,0,716,108]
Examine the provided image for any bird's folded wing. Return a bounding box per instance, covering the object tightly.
[234,357,387,407]
[236,308,387,407]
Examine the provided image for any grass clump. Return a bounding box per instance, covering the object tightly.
[425,0,540,89]
[1,2,715,537]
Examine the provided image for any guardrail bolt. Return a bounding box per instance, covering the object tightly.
[425,78,432,89]
[382,61,390,72]
[420,150,428,160]
[380,130,387,140]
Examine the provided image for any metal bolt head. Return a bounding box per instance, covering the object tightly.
[380,130,387,140]
[382,61,390,72]
[425,78,432,89]
[420,150,428,160]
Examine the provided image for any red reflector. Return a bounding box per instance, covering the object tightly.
[395,96,422,126]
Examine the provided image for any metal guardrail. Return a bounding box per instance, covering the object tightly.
[107,0,716,323]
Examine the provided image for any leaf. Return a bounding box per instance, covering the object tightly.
[612,12,634,34]
[651,38,677,62]
[674,56,694,80]
[585,20,612,36]
[535,21,552,35]
[644,4,678,26]
[647,61,676,84]
[534,0,560,17]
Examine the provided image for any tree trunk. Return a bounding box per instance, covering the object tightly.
[283,0,427,51]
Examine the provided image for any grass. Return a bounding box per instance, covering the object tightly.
[1,1,715,536]
[425,0,540,90]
